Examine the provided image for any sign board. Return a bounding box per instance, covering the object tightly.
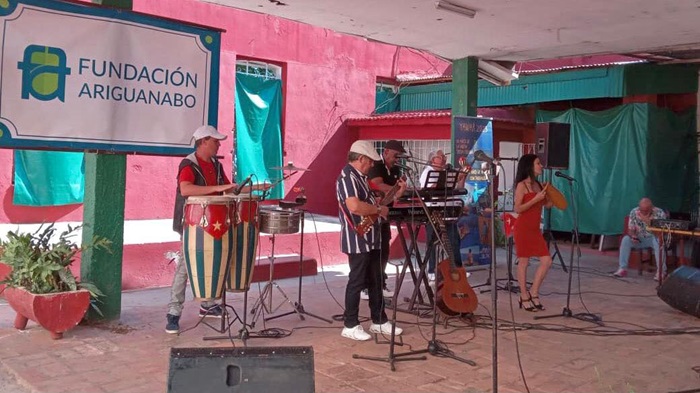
[451,116,493,204]
[0,0,220,155]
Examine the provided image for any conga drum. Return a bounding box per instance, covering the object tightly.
[182,195,236,301]
[227,194,261,292]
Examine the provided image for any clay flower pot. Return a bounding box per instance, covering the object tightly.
[4,287,90,339]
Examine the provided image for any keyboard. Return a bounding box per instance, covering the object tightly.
[388,200,463,222]
[650,219,696,231]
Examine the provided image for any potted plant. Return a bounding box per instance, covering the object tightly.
[0,224,111,339]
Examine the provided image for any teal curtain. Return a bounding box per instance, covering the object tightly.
[13,150,84,206]
[537,103,697,235]
[235,74,284,199]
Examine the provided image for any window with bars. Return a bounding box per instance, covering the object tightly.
[235,60,282,80]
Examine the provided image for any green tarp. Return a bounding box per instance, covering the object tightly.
[13,150,84,206]
[537,103,697,235]
[235,73,284,199]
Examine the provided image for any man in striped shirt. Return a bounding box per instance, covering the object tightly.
[336,140,404,341]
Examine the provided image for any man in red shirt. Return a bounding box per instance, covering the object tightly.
[167,125,235,334]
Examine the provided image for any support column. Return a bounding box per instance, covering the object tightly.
[81,153,126,321]
[81,0,133,321]
[451,56,479,118]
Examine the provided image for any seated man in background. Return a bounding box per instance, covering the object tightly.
[614,197,667,279]
[420,150,466,281]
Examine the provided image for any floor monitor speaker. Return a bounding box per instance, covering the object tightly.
[168,346,315,393]
[657,266,700,318]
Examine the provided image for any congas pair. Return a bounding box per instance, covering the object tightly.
[181,194,261,301]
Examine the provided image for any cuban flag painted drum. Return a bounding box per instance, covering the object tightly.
[227,194,261,292]
[182,195,236,301]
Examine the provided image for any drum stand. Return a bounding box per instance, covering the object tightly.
[250,232,304,326]
[265,211,332,324]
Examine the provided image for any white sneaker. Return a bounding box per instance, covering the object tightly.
[613,268,627,278]
[369,321,403,336]
[428,273,436,282]
[341,325,371,341]
[382,287,394,298]
[360,289,369,300]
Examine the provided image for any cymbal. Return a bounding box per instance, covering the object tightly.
[270,163,310,172]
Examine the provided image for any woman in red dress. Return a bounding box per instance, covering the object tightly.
[513,154,553,312]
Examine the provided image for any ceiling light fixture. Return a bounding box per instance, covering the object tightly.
[435,0,476,18]
[478,60,519,86]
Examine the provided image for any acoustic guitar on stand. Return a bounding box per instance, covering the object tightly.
[434,212,478,315]
[355,179,404,236]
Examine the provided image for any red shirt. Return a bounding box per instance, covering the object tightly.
[179,155,231,194]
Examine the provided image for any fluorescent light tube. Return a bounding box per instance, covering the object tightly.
[435,0,476,18]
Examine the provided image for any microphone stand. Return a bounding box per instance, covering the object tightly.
[534,176,602,324]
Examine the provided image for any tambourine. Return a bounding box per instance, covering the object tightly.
[544,182,568,210]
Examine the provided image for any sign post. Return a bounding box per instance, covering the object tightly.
[0,0,222,320]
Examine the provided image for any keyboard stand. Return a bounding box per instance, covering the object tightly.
[393,221,435,314]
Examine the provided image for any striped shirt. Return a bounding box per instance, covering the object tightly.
[336,163,380,254]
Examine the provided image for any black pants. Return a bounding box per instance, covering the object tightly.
[344,249,387,328]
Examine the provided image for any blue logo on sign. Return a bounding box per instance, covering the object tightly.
[17,45,71,102]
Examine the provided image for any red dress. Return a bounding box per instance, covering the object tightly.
[513,193,549,258]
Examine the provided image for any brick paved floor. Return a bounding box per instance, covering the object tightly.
[1,245,699,393]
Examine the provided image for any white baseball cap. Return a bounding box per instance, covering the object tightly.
[193,125,227,141]
[350,140,380,161]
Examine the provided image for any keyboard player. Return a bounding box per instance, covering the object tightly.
[366,140,407,299]
[420,150,466,281]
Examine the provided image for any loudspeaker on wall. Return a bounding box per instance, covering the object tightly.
[168,346,315,393]
[657,266,700,318]
[535,122,571,169]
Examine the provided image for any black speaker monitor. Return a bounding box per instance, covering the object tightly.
[657,266,700,318]
[535,122,570,169]
[168,346,315,393]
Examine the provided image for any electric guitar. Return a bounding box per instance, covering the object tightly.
[434,212,478,315]
[355,180,403,236]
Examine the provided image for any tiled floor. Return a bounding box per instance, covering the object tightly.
[1,245,698,393]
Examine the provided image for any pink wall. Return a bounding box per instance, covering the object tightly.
[133,0,450,215]
[0,0,449,223]
[0,0,449,289]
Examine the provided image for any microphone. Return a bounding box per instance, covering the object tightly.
[473,150,495,163]
[554,171,576,182]
[444,163,454,170]
[395,163,413,172]
[233,174,253,195]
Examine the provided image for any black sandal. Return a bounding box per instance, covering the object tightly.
[530,293,545,311]
[518,295,537,312]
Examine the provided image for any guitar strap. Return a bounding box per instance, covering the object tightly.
[338,201,373,248]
